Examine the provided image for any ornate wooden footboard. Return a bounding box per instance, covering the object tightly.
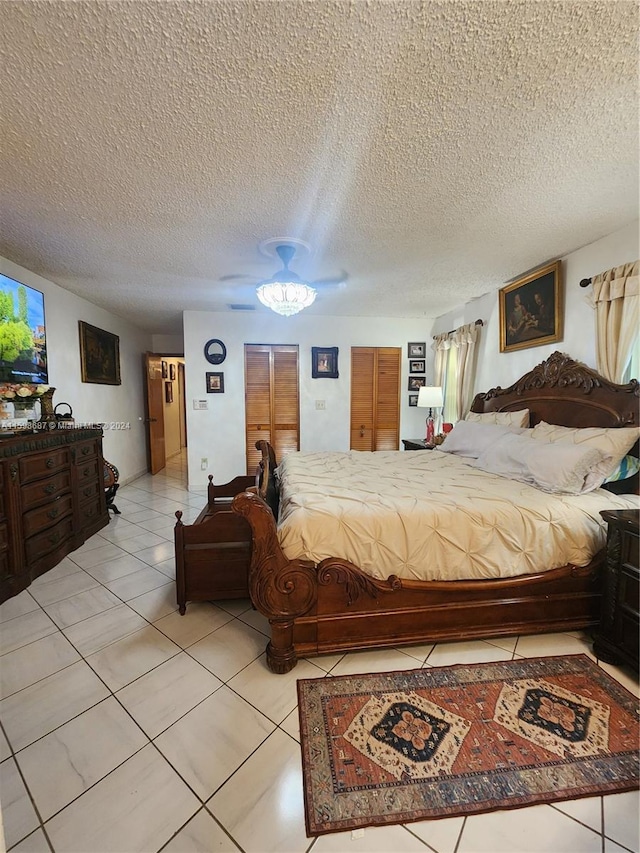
[232,489,605,673]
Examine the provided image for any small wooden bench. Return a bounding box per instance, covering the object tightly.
[174,474,254,613]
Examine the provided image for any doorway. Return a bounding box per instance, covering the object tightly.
[143,352,187,474]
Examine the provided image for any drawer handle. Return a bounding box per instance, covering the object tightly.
[83,467,91,477]
[43,484,57,495]
[49,531,61,544]
[82,447,91,456]
[83,486,93,497]
[47,508,60,520]
[45,458,55,469]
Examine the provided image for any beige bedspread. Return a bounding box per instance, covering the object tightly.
[276,450,638,582]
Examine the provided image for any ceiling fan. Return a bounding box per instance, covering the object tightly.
[220,242,348,316]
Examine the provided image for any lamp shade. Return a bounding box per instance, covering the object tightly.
[417,386,443,408]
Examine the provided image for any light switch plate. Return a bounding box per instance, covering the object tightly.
[193,399,208,410]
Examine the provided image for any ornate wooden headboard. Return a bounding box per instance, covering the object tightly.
[471,352,639,430]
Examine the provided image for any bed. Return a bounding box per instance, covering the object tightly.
[230,352,639,673]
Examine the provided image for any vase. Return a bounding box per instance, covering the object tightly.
[12,399,37,421]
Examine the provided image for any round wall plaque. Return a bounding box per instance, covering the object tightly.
[204,339,227,365]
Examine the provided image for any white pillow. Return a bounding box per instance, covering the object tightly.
[438,420,527,458]
[472,432,608,494]
[466,409,530,428]
[530,422,640,481]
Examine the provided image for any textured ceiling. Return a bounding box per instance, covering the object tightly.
[1,1,638,333]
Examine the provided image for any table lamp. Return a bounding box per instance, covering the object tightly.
[417,386,444,444]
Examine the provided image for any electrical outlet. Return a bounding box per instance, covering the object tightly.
[315,400,326,410]
[193,399,208,410]
[201,458,208,470]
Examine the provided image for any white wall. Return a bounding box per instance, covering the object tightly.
[0,256,152,482]
[432,221,640,397]
[183,312,436,487]
[151,334,184,353]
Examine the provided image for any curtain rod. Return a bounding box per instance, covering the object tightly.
[579,278,592,288]
[433,318,483,339]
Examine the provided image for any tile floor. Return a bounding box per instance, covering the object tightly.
[1,451,638,853]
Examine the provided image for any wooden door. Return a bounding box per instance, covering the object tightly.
[143,352,166,474]
[350,347,401,450]
[245,344,299,474]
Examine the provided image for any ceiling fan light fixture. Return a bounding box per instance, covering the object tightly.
[256,280,317,316]
[255,243,317,316]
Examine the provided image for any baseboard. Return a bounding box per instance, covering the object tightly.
[120,468,148,486]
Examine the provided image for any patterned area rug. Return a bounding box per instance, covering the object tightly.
[297,655,639,836]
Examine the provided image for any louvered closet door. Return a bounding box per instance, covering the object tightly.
[374,347,401,450]
[244,344,299,474]
[350,347,401,451]
[350,348,376,450]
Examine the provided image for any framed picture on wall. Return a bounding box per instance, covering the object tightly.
[311,346,339,379]
[165,381,173,403]
[206,372,224,393]
[409,359,425,373]
[79,321,121,385]
[408,394,418,407]
[408,375,426,391]
[499,260,563,353]
[408,342,426,358]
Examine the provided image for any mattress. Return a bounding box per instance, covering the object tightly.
[275,449,638,582]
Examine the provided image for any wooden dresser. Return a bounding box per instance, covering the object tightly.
[593,509,639,672]
[0,427,109,603]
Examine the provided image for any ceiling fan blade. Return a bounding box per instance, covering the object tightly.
[311,272,349,288]
[218,273,257,283]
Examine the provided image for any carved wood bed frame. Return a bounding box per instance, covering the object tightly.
[229,352,639,673]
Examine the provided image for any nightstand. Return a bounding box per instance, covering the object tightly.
[593,509,639,671]
[402,439,435,450]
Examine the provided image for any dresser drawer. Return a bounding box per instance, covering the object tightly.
[21,471,72,511]
[622,531,639,573]
[78,496,104,529]
[23,494,74,538]
[74,458,100,485]
[19,448,70,484]
[25,516,75,563]
[78,480,101,502]
[0,549,12,583]
[73,441,98,463]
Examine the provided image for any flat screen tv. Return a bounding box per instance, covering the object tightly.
[0,274,48,384]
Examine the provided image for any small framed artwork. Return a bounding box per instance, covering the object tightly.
[165,381,173,403]
[408,375,426,391]
[408,342,426,358]
[169,363,176,380]
[409,359,425,374]
[499,260,563,353]
[206,372,224,393]
[161,360,168,378]
[312,346,339,379]
[409,393,418,407]
[79,321,121,385]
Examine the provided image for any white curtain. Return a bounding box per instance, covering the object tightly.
[451,323,480,419]
[591,261,639,382]
[432,332,451,429]
[432,332,450,387]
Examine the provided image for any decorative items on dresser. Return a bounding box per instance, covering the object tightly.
[593,509,639,671]
[0,428,109,603]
